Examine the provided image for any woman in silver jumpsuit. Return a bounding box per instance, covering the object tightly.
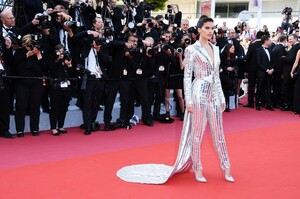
[116,16,234,184]
[184,16,234,182]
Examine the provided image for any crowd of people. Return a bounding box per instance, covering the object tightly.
[0,0,299,139]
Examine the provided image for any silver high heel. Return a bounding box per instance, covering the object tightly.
[194,171,207,183]
[223,168,234,183]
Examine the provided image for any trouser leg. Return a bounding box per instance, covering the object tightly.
[207,100,231,170]
[191,103,207,173]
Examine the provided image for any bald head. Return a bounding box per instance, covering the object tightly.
[1,11,15,28]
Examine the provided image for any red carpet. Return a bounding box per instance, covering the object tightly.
[0,106,300,199]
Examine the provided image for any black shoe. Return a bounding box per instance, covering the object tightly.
[152,115,161,121]
[266,106,274,111]
[180,113,184,121]
[280,105,290,111]
[0,131,15,138]
[104,124,112,131]
[125,124,132,130]
[9,110,15,115]
[51,129,61,136]
[80,124,86,129]
[243,103,254,108]
[84,126,91,135]
[58,128,68,133]
[256,106,261,111]
[91,122,100,131]
[84,129,91,135]
[143,120,154,126]
[31,131,39,136]
[292,111,300,115]
[17,132,24,137]
[225,108,230,112]
[273,104,281,109]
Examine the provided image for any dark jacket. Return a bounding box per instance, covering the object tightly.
[256,46,273,78]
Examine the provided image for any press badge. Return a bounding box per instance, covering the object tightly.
[159,65,165,71]
[136,69,142,75]
[123,69,127,76]
[60,81,68,88]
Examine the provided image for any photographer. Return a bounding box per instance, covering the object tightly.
[13,34,47,137]
[0,45,14,138]
[1,10,33,115]
[137,18,159,42]
[127,36,154,126]
[73,29,108,135]
[164,33,187,120]
[69,0,96,32]
[52,5,76,52]
[103,35,137,131]
[96,0,124,37]
[164,4,181,28]
[123,0,144,25]
[153,31,176,119]
[281,7,293,33]
[49,44,74,136]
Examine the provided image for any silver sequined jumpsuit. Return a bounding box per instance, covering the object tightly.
[183,41,231,174]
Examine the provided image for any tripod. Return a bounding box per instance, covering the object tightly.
[0,0,14,12]
[100,2,115,37]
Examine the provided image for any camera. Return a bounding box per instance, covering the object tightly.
[143,2,156,18]
[184,38,191,45]
[6,31,22,46]
[188,26,198,35]
[152,44,171,53]
[0,69,6,77]
[171,32,178,38]
[64,20,80,28]
[73,1,88,11]
[35,13,52,29]
[103,27,113,37]
[56,50,72,61]
[0,41,3,56]
[103,0,110,6]
[293,71,299,78]
[167,5,173,14]
[126,47,140,56]
[29,34,43,51]
[282,7,293,16]
[176,47,183,54]
[94,37,110,46]
[76,64,91,91]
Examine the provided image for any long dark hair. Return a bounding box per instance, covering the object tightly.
[224,43,235,61]
[197,15,214,28]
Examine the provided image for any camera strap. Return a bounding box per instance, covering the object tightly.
[93,48,103,77]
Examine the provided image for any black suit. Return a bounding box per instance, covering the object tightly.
[220,53,236,109]
[227,38,245,79]
[245,39,262,105]
[96,6,124,37]
[0,69,10,135]
[272,43,287,106]
[69,4,96,31]
[256,46,273,107]
[13,48,46,133]
[73,31,108,132]
[127,51,154,125]
[281,43,300,107]
[103,40,131,127]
